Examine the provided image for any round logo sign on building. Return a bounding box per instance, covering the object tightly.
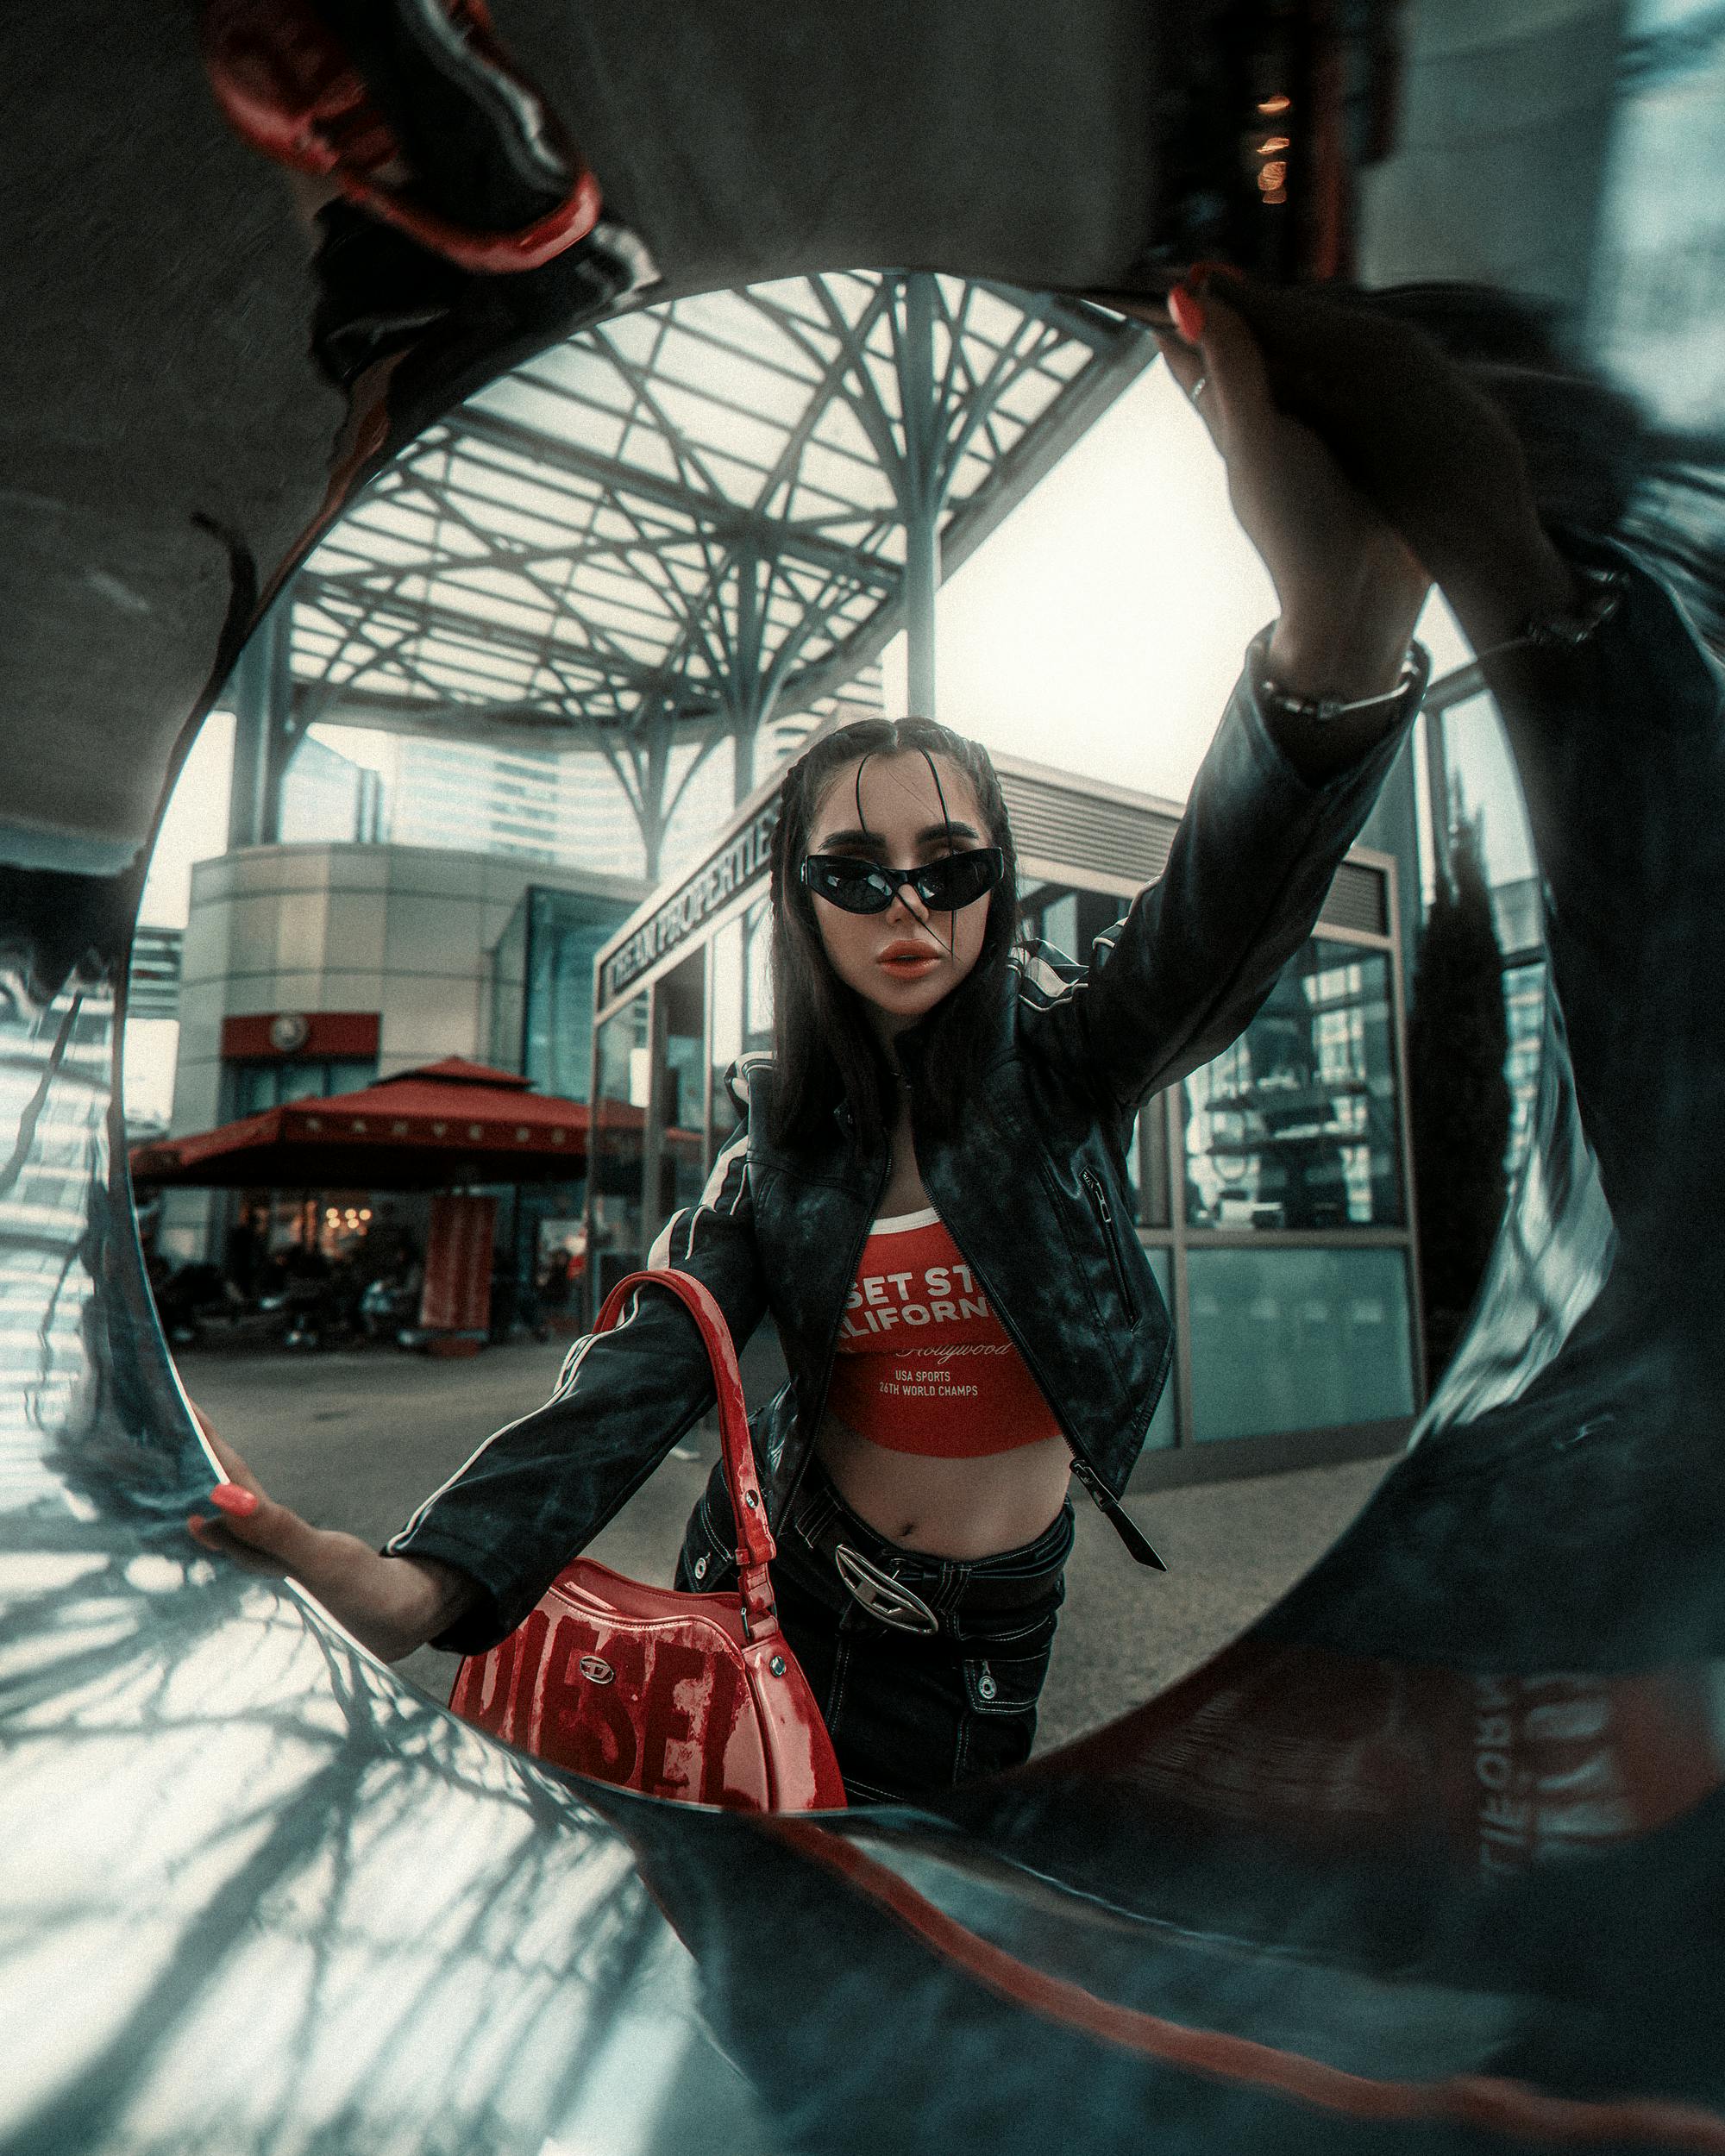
[268,1012,310,1055]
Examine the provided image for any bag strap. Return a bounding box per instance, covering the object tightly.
[594,1269,779,1639]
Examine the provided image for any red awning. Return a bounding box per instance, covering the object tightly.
[129,1057,622,1191]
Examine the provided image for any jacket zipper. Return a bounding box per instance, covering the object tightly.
[1082,1166,1139,1326]
[781,1122,890,1519]
[936,1206,1096,1478]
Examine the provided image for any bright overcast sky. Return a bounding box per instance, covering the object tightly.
[887,360,1278,802]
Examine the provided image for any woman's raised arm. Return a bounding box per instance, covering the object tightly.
[1157,279,1432,780]
[1166,273,1581,661]
[1018,282,1440,1113]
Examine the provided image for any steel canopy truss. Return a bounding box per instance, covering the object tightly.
[285,272,1151,870]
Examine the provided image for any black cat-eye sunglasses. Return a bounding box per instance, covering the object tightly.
[799,847,1005,916]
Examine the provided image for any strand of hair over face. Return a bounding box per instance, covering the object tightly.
[850,741,962,962]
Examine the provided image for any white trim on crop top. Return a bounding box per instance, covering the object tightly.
[869,1206,940,1234]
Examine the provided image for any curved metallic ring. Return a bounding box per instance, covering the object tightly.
[1190,373,1209,404]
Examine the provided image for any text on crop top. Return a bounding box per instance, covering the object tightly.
[824,1208,1063,1458]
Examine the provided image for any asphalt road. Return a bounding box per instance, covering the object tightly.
[184,1338,1391,1752]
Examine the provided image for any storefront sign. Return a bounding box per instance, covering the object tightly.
[221,1011,381,1061]
[600,804,778,1004]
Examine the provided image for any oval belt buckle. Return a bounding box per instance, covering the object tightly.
[834,1544,939,1635]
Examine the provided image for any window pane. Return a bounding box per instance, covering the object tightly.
[656,953,706,1223]
[1130,1095,1170,1227]
[226,1056,378,1119]
[590,997,649,1305]
[234,1065,275,1118]
[1186,1245,1414,1443]
[1037,891,1079,956]
[709,918,745,1154]
[522,888,627,1102]
[1142,1245,1176,1451]
[1182,939,1403,1229]
[743,898,774,1050]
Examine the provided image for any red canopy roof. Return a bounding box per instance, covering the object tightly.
[130,1057,617,1191]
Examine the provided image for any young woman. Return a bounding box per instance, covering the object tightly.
[189,277,1585,1802]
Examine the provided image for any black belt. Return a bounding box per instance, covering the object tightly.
[781,1476,1073,1637]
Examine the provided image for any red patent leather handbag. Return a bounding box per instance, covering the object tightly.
[448,1269,848,1812]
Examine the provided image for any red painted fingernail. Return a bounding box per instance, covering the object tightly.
[208,1482,259,1519]
[1169,285,1205,343]
[1170,284,1206,341]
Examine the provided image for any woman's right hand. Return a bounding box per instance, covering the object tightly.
[186,1407,475,1662]
[1155,282,1431,718]
[1171,272,1580,654]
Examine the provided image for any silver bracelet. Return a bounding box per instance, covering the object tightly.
[1250,632,1431,730]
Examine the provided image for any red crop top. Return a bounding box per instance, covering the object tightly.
[825,1209,1063,1458]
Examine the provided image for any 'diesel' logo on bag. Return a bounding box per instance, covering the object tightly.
[579,1655,615,1684]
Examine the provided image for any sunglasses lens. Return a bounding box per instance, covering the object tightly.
[915,850,1000,909]
[803,849,1000,913]
[805,858,892,912]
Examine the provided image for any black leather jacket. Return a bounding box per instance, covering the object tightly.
[393,667,1418,1651]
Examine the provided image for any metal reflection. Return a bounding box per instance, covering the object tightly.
[5,3,1725,2153]
[0,867,763,2154]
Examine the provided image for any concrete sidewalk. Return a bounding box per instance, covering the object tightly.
[185,1340,1393,1752]
[1040,1454,1387,1747]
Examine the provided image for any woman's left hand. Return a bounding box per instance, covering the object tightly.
[1157,285,1432,718]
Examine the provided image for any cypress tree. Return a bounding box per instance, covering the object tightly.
[1408,814,1512,1382]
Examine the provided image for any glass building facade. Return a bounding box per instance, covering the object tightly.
[480,882,640,1306]
[386,736,722,879]
[492,885,637,1106]
[587,759,1421,1480]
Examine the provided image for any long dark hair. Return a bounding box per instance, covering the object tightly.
[767,717,1020,1152]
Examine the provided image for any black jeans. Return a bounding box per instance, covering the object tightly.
[675,1456,1074,1806]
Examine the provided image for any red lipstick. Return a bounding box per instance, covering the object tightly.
[878,939,941,976]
